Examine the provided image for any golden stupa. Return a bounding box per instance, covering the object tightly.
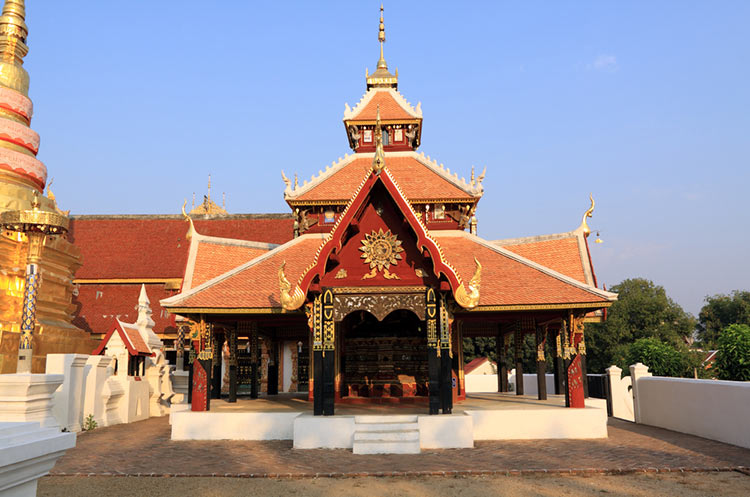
[0,0,96,373]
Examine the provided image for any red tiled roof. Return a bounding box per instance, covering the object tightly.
[68,215,293,279]
[347,90,417,121]
[434,233,610,307]
[501,236,586,284]
[292,154,476,203]
[164,232,612,311]
[73,283,178,335]
[163,236,326,309]
[191,242,271,288]
[92,319,153,357]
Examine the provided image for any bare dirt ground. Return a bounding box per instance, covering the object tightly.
[39,472,750,497]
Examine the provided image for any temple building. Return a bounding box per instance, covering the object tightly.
[160,7,617,415]
[0,0,95,373]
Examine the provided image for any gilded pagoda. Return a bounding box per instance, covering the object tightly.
[0,0,95,373]
[161,7,616,415]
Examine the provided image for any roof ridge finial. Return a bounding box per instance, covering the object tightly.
[0,0,30,95]
[377,4,387,70]
[372,105,385,174]
[207,174,211,202]
[580,193,595,236]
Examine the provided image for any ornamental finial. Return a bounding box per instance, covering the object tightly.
[580,193,595,237]
[377,4,387,70]
[372,106,385,173]
[0,0,29,95]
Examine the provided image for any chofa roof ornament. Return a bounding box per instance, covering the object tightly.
[453,257,481,309]
[279,260,305,310]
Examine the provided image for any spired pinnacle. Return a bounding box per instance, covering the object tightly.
[367,4,397,90]
[0,0,29,95]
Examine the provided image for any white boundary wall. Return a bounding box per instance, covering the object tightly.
[634,376,750,449]
[465,373,555,395]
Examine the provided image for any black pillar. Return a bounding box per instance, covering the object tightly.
[249,323,259,399]
[187,343,194,404]
[535,326,547,401]
[551,328,564,395]
[438,296,453,414]
[514,322,524,395]
[426,288,440,415]
[321,289,335,416]
[562,320,571,407]
[228,324,238,403]
[211,329,222,399]
[267,339,279,396]
[312,295,323,415]
[496,326,508,393]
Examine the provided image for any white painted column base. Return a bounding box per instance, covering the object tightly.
[0,422,76,497]
[0,374,64,429]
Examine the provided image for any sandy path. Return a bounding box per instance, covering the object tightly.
[39,472,750,497]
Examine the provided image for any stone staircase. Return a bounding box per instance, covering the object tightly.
[352,415,421,454]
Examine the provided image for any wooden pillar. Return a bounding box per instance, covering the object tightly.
[576,317,590,398]
[551,327,564,395]
[267,336,279,396]
[496,325,508,393]
[312,295,323,416]
[187,339,194,404]
[248,321,259,399]
[228,323,238,403]
[562,319,571,407]
[191,317,212,411]
[322,289,335,416]
[439,295,453,414]
[514,321,524,396]
[535,326,547,401]
[176,324,186,371]
[426,288,440,415]
[211,327,222,399]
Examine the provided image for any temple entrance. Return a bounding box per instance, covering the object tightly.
[339,310,428,401]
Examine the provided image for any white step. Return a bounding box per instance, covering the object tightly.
[353,439,421,455]
[354,422,418,432]
[354,429,419,442]
[354,415,418,424]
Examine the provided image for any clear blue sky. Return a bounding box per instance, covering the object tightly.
[23,1,750,316]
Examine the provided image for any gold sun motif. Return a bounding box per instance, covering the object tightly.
[359,228,404,279]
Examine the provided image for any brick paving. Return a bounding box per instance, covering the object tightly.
[50,417,750,477]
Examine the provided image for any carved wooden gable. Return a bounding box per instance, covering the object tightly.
[319,180,439,287]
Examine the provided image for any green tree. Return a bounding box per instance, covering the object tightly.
[713,324,750,381]
[623,337,693,377]
[585,278,695,373]
[697,291,750,349]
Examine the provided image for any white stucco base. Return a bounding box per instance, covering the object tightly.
[0,374,64,429]
[293,415,356,448]
[171,411,301,440]
[0,422,76,497]
[418,415,474,449]
[171,398,608,446]
[468,398,608,440]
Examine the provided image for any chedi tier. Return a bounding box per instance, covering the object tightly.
[0,0,95,373]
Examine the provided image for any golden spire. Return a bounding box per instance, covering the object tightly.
[0,0,29,95]
[366,4,397,89]
[372,106,385,173]
[579,193,595,237]
[377,4,386,70]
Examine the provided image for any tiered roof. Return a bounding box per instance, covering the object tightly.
[284,151,481,206]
